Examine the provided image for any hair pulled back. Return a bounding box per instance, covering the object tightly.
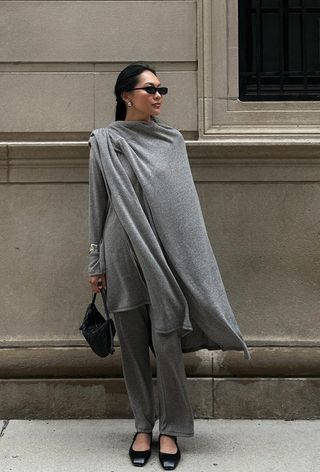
[114,62,157,121]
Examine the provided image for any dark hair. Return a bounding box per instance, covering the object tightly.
[114,62,157,121]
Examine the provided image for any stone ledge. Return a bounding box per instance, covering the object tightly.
[1,140,320,183]
[0,346,211,378]
[213,347,320,377]
[0,346,319,378]
[0,377,319,419]
[0,144,8,182]
[6,142,88,183]
[0,378,212,419]
[214,378,320,419]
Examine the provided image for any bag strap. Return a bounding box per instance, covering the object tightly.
[100,288,111,321]
[91,287,114,351]
[101,287,115,351]
[91,288,111,322]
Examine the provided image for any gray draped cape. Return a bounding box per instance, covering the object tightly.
[88,115,251,360]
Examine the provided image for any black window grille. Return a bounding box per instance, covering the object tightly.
[238,0,320,100]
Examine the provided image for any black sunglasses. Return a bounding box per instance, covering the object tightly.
[130,86,168,95]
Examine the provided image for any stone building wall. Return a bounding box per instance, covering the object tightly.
[1,0,319,419]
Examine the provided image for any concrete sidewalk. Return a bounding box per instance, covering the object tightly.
[1,419,319,472]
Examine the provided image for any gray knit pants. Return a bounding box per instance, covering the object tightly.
[113,303,194,437]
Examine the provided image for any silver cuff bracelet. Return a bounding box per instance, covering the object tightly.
[89,243,99,254]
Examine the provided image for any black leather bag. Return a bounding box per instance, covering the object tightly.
[79,288,116,357]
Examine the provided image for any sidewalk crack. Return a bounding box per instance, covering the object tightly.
[0,420,9,438]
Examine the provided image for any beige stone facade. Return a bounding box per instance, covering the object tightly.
[1,0,319,418]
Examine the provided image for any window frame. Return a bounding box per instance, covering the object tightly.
[199,0,320,139]
[238,0,320,102]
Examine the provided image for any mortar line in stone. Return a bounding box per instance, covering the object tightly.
[211,352,214,418]
[7,144,9,183]
[93,63,96,129]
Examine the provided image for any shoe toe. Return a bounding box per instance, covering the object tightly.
[162,459,179,469]
[132,454,150,467]
[129,433,152,467]
[159,450,181,470]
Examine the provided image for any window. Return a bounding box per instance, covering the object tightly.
[239,0,320,101]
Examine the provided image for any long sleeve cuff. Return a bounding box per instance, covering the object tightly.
[88,242,106,276]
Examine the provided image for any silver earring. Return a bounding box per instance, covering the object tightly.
[127,101,132,107]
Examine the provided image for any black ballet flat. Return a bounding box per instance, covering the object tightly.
[158,434,181,470]
[129,431,153,467]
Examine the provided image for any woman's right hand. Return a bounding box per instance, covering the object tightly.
[89,274,107,293]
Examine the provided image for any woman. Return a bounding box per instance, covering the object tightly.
[88,62,251,470]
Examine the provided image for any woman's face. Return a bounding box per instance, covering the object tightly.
[122,70,164,118]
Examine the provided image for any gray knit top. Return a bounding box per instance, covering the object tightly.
[88,115,251,360]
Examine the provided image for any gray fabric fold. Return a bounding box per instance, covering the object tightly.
[88,115,251,360]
